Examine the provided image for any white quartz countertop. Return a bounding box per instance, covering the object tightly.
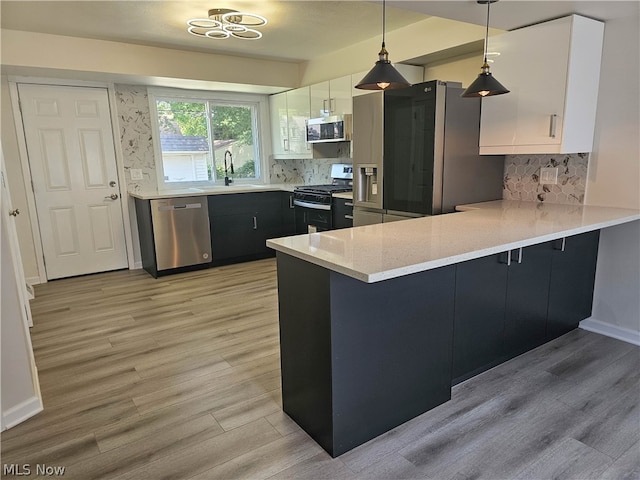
[129,183,299,200]
[266,200,640,283]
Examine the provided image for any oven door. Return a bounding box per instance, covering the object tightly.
[294,202,332,234]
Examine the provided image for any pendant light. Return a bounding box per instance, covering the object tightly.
[461,0,509,98]
[355,0,411,90]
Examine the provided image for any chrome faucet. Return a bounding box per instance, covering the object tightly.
[224,150,234,186]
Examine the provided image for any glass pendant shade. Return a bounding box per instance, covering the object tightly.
[461,62,510,97]
[355,46,411,90]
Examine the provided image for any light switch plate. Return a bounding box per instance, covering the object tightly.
[130,168,144,180]
[540,167,559,185]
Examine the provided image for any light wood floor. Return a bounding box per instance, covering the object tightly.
[1,258,638,479]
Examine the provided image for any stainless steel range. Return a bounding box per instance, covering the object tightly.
[293,163,352,233]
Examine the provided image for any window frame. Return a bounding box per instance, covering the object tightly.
[148,87,270,190]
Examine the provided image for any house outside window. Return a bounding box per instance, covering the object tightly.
[148,88,269,189]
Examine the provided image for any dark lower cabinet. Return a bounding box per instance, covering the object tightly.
[547,230,600,339]
[452,253,509,383]
[452,232,600,384]
[208,192,282,264]
[332,197,353,229]
[503,243,554,360]
[277,252,456,457]
[281,192,296,236]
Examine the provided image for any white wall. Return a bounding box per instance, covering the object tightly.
[585,11,640,335]
[423,53,479,87]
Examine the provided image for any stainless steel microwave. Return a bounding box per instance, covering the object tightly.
[306,114,352,143]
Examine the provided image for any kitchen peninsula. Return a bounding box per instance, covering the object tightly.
[266,200,640,457]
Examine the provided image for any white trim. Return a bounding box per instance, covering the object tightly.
[580,317,640,346]
[147,87,270,190]
[8,81,48,284]
[26,275,42,286]
[1,396,43,431]
[133,260,143,269]
[7,75,110,89]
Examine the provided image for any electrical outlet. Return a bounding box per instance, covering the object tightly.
[130,168,144,180]
[540,167,559,185]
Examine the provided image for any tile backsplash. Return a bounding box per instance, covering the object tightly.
[114,84,157,193]
[269,157,349,185]
[503,153,588,205]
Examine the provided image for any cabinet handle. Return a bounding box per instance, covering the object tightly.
[283,138,289,151]
[330,98,336,113]
[500,250,512,266]
[323,99,328,114]
[517,247,523,264]
[253,216,258,230]
[344,202,353,207]
[549,114,558,138]
[553,237,567,252]
[345,215,354,220]
[289,195,294,209]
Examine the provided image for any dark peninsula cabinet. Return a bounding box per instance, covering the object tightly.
[208,192,282,264]
[452,231,599,384]
[452,253,509,382]
[547,230,600,339]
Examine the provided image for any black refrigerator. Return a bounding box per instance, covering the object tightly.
[353,80,505,225]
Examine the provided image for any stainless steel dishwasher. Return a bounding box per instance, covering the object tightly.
[150,196,212,271]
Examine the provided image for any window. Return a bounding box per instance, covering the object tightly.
[149,89,267,188]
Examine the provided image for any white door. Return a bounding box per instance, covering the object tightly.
[18,84,127,280]
[1,146,43,430]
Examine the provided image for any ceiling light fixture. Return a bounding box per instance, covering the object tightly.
[187,8,267,40]
[355,0,411,90]
[461,0,509,98]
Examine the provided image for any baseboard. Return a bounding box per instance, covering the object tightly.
[580,317,640,346]
[2,396,43,431]
[26,276,41,286]
[133,261,142,269]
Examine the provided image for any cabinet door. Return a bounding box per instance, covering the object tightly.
[547,231,600,339]
[255,192,284,254]
[310,81,330,117]
[281,192,296,236]
[329,75,353,115]
[480,20,570,149]
[452,254,508,383]
[269,92,289,156]
[286,86,312,157]
[210,212,258,261]
[503,243,553,360]
[332,198,353,229]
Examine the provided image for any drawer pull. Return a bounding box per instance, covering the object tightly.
[345,215,354,220]
[344,202,353,207]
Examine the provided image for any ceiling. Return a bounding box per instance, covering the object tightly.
[1,1,637,74]
[0,1,432,63]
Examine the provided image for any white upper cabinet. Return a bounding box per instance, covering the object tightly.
[310,75,353,117]
[479,15,605,155]
[352,64,424,97]
[269,86,312,159]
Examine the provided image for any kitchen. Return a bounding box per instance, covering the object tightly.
[1,1,639,478]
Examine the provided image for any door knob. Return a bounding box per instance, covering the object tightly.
[9,208,20,217]
[105,193,119,200]
[109,181,117,187]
